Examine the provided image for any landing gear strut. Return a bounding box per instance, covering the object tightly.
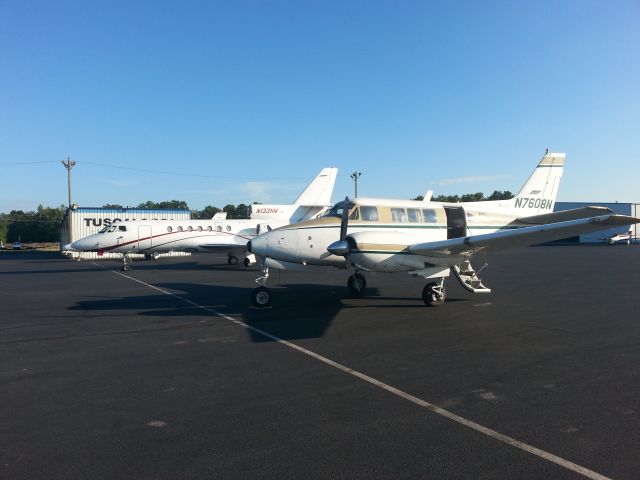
[347,272,366,296]
[422,279,446,307]
[121,253,132,271]
[250,266,272,308]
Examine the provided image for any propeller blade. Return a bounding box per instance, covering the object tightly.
[340,196,350,241]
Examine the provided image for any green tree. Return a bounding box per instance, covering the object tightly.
[222,204,237,218]
[192,205,221,219]
[137,200,189,210]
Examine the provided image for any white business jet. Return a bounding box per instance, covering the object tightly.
[67,168,337,270]
[247,151,640,307]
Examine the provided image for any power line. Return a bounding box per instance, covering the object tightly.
[0,160,59,166]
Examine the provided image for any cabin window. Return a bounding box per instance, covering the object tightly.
[178,226,183,232]
[207,226,212,232]
[226,225,231,231]
[197,226,203,232]
[188,226,193,232]
[118,226,127,232]
[422,209,437,223]
[216,225,222,232]
[407,208,420,222]
[361,206,379,221]
[349,208,359,220]
[167,226,173,233]
[391,208,407,223]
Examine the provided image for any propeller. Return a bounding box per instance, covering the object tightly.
[326,197,352,257]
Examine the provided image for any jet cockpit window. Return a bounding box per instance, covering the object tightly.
[108,226,117,232]
[360,206,379,221]
[422,208,437,223]
[99,226,109,233]
[391,208,407,223]
[118,226,127,232]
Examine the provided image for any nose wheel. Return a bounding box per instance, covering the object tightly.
[347,273,367,296]
[422,281,446,307]
[251,286,272,308]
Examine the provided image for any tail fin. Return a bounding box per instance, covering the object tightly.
[509,150,564,215]
[293,167,338,206]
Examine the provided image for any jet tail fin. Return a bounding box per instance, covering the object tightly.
[293,168,338,207]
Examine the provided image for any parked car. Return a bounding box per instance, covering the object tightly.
[12,242,22,250]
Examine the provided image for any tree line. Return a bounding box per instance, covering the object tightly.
[0,191,515,243]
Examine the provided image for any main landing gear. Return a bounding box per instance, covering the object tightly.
[227,254,239,265]
[422,279,446,307]
[347,272,366,296]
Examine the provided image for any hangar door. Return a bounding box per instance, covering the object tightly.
[138,225,152,251]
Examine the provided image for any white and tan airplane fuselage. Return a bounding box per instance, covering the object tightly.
[249,198,528,274]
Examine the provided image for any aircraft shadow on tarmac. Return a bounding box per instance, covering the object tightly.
[68,280,458,342]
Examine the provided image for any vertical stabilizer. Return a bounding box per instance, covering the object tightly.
[249,167,338,223]
[509,150,565,215]
[293,167,338,206]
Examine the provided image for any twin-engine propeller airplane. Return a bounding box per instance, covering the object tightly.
[247,151,640,308]
[65,168,337,270]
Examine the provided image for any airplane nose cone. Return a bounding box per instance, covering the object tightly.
[249,233,269,256]
[62,243,76,252]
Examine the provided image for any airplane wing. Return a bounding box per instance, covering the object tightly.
[198,244,248,251]
[516,206,614,225]
[409,214,639,259]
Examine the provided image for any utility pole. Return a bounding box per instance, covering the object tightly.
[350,171,362,198]
[61,157,76,208]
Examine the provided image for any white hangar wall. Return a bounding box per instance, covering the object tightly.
[60,206,192,260]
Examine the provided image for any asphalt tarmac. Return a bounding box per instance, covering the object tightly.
[1,246,639,480]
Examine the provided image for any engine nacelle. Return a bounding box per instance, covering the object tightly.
[347,231,428,272]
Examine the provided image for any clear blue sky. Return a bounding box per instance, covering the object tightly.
[1,0,638,212]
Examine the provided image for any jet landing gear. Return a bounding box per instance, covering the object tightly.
[422,279,446,307]
[121,253,133,271]
[227,254,239,266]
[250,267,272,308]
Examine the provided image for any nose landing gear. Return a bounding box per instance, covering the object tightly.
[250,266,272,308]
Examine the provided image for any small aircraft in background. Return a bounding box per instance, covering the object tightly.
[64,168,337,270]
[247,150,640,308]
[602,229,634,245]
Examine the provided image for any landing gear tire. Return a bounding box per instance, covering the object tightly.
[251,286,272,308]
[122,265,130,272]
[348,273,366,296]
[228,255,238,265]
[423,282,446,307]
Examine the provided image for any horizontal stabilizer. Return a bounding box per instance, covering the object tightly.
[517,206,614,225]
[409,214,640,258]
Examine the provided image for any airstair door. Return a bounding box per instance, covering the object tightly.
[138,225,152,251]
[443,206,467,239]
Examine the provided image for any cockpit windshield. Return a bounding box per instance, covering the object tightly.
[323,201,357,219]
[98,226,118,233]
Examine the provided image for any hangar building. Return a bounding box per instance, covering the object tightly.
[554,202,638,243]
[60,205,192,260]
